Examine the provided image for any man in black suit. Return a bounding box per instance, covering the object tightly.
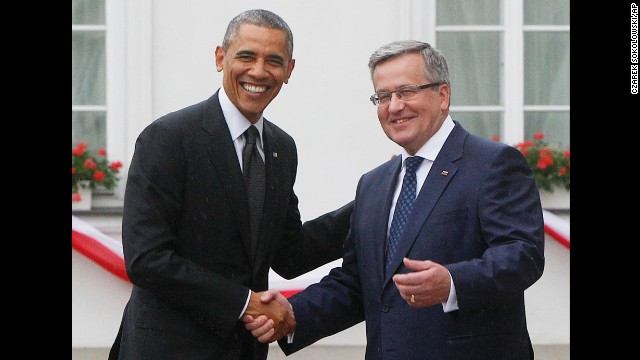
[108,9,352,360]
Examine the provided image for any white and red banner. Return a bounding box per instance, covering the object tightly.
[72,210,569,294]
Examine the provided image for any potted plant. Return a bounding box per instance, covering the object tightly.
[493,132,570,209]
[72,142,123,209]
[512,132,570,193]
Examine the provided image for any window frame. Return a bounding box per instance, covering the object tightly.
[72,0,152,209]
[400,0,569,146]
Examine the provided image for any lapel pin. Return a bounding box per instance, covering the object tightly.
[441,170,449,176]
[272,152,277,158]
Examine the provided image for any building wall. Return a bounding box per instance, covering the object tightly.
[72,222,569,348]
[72,0,569,352]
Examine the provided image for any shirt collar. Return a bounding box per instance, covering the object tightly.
[399,115,455,165]
[218,87,264,142]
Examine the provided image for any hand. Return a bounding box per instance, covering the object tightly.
[242,290,295,343]
[392,257,451,308]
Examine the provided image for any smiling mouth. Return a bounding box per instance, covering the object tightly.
[391,117,412,124]
[242,83,268,93]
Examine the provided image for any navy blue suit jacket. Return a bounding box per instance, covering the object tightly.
[279,121,545,360]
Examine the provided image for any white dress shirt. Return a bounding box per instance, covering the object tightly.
[218,87,264,319]
[388,115,458,312]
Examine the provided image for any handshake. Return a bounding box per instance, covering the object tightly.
[242,290,294,343]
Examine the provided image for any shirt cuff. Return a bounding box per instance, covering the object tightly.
[238,290,251,319]
[441,270,459,313]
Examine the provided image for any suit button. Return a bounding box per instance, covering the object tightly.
[381,304,390,312]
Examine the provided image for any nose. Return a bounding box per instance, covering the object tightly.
[387,92,405,111]
[248,59,268,78]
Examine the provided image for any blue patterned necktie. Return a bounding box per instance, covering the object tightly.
[386,156,424,276]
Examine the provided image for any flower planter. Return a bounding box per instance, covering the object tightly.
[539,188,570,210]
[72,181,92,211]
[72,142,123,210]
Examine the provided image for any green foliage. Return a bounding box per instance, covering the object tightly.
[72,143,123,194]
[512,133,570,192]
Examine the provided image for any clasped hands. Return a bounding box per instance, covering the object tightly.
[242,290,294,343]
[242,259,450,343]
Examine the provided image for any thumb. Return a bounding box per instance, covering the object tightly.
[403,257,432,271]
[260,289,279,303]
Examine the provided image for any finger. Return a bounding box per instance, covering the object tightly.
[285,314,296,331]
[260,289,280,303]
[251,318,274,337]
[244,316,270,331]
[392,272,421,286]
[393,283,414,302]
[392,281,410,294]
[257,328,276,343]
[402,257,433,271]
[241,315,254,323]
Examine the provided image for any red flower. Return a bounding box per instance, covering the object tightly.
[536,155,554,170]
[110,161,123,171]
[72,142,88,156]
[72,142,122,195]
[515,140,535,150]
[72,192,82,202]
[539,148,552,157]
[503,132,569,192]
[84,159,97,170]
[93,170,106,182]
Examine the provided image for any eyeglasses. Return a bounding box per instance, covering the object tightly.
[369,82,444,107]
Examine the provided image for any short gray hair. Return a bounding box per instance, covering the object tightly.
[222,9,294,59]
[368,40,449,86]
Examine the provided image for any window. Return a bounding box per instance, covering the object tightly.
[72,0,107,150]
[522,0,570,148]
[72,0,128,204]
[435,0,569,148]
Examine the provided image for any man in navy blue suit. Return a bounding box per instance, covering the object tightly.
[244,40,545,360]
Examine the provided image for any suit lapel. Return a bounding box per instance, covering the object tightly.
[378,157,403,287]
[384,125,467,285]
[202,92,254,263]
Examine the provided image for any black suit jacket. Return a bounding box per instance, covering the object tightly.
[279,122,545,360]
[109,90,352,359]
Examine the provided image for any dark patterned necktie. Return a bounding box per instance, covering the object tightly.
[386,156,424,277]
[242,125,265,257]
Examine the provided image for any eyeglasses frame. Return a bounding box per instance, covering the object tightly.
[369,81,444,107]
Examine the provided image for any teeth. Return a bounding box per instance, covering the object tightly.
[392,118,410,124]
[243,83,267,93]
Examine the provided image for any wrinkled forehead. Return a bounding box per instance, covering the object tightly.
[373,53,427,89]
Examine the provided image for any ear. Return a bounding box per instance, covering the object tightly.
[283,58,295,84]
[439,83,451,111]
[215,46,225,72]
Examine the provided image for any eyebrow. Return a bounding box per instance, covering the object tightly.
[376,84,417,93]
[235,50,285,63]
